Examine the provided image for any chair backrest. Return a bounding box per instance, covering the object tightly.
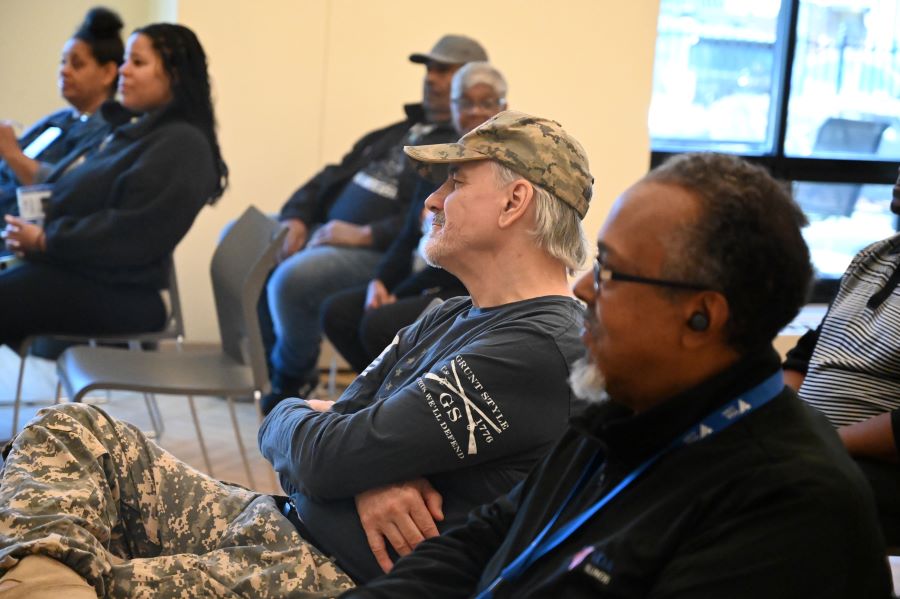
[211,206,286,392]
[793,117,891,219]
[160,256,186,340]
[814,117,888,154]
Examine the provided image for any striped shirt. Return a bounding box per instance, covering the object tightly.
[799,234,900,427]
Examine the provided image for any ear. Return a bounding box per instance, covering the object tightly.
[497,178,534,229]
[681,291,730,348]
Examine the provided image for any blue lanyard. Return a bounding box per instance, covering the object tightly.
[475,371,784,599]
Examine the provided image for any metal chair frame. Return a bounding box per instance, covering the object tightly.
[9,260,185,440]
[56,206,284,488]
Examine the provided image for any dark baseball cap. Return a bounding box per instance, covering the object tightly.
[409,34,488,65]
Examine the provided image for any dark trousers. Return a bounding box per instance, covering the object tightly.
[0,261,166,351]
[855,457,900,547]
[322,285,454,373]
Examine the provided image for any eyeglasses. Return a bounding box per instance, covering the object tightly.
[593,257,708,293]
[451,97,506,112]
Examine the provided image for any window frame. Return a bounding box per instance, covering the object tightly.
[649,0,900,298]
[651,0,900,183]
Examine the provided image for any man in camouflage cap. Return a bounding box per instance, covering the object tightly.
[0,111,594,598]
[345,153,891,598]
[405,109,593,219]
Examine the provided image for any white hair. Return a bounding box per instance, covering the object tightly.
[451,61,508,100]
[493,163,589,273]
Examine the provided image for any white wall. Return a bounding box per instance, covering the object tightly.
[2,0,661,341]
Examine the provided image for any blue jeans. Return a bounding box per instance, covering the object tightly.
[267,244,382,381]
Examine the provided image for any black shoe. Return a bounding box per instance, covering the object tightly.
[260,375,319,416]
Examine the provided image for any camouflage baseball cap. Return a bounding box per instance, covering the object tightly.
[403,110,593,218]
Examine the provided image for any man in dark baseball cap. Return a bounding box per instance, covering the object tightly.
[410,34,488,124]
[262,33,488,412]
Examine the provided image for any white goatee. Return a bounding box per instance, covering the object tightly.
[568,356,608,404]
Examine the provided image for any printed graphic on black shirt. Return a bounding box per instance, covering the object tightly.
[418,354,510,459]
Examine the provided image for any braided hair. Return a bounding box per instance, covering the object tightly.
[134,23,228,203]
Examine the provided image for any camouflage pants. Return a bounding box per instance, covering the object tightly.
[0,404,354,598]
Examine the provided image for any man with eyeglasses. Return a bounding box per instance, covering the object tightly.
[0,111,590,596]
[346,153,890,598]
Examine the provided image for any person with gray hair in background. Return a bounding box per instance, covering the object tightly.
[321,62,509,374]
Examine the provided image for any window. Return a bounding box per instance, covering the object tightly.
[650,0,900,301]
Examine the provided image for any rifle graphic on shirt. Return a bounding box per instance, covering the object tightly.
[424,359,503,455]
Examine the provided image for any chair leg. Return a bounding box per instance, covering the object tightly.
[150,394,165,438]
[253,390,279,492]
[186,395,213,476]
[142,393,165,440]
[125,342,162,434]
[227,396,256,489]
[328,354,338,399]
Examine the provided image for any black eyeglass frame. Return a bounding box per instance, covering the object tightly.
[593,257,709,292]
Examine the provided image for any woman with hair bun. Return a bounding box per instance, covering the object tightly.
[0,22,227,349]
[0,7,124,211]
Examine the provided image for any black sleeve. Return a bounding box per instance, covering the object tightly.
[278,142,365,226]
[782,325,821,374]
[647,470,891,599]
[341,483,526,599]
[368,213,406,252]
[279,121,407,227]
[258,321,572,500]
[278,168,329,226]
[374,178,436,290]
[42,126,213,268]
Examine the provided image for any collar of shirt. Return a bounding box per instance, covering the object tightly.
[569,347,783,468]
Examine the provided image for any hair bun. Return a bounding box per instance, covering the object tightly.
[80,6,123,40]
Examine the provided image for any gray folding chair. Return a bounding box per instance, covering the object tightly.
[56,206,285,488]
[9,259,185,440]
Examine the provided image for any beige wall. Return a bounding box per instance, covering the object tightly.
[3,0,660,341]
[0,0,158,123]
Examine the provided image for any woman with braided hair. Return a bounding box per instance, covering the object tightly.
[0,23,227,349]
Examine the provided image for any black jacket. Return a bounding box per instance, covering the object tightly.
[279,104,456,251]
[41,102,217,289]
[347,349,891,598]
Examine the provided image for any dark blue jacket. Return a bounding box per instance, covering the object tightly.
[0,107,111,214]
[41,102,217,289]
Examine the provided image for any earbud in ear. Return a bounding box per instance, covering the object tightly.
[688,312,709,332]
